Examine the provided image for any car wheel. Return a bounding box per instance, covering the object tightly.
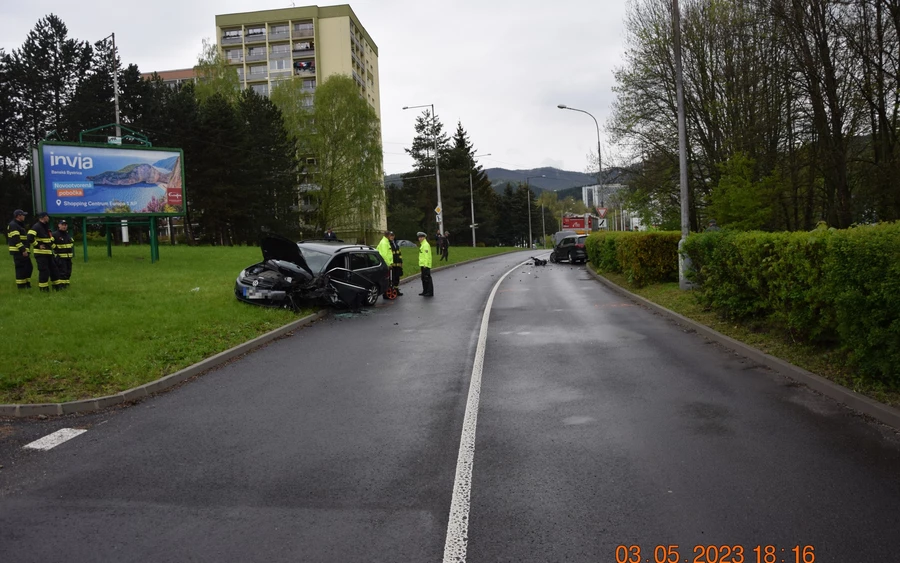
[365,284,380,306]
[549,252,557,263]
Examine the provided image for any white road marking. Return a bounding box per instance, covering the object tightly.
[442,259,531,563]
[23,428,87,451]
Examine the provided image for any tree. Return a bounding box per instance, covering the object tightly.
[303,75,384,237]
[236,89,299,241]
[402,108,450,235]
[194,39,240,104]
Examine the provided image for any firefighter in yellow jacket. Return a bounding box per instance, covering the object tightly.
[6,209,32,289]
[376,230,403,299]
[52,219,74,289]
[27,212,59,292]
[417,231,433,297]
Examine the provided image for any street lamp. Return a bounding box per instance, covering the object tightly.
[100,33,122,138]
[469,153,491,247]
[557,104,602,214]
[525,174,544,249]
[402,103,443,235]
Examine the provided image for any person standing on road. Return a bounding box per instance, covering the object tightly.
[27,211,58,293]
[440,230,450,261]
[388,231,403,296]
[377,230,402,298]
[6,209,32,290]
[417,231,433,297]
[52,219,74,290]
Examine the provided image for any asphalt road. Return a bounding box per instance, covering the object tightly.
[2,251,900,562]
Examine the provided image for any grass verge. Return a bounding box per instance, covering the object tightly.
[0,243,517,404]
[594,269,900,409]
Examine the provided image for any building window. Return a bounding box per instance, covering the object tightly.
[293,60,315,74]
[249,65,266,76]
[223,29,242,39]
[246,26,265,37]
[247,46,265,57]
[226,49,242,61]
[271,44,290,54]
[271,59,291,71]
[293,41,313,52]
[302,78,316,89]
[251,83,268,96]
[270,24,288,34]
[294,22,313,35]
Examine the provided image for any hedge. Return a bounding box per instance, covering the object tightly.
[586,231,680,287]
[681,223,900,386]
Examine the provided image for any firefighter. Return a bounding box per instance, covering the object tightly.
[27,211,58,292]
[6,209,33,289]
[52,219,74,289]
[388,231,403,297]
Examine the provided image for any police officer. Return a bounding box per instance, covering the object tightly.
[27,211,58,292]
[417,231,433,297]
[6,209,32,289]
[52,219,74,289]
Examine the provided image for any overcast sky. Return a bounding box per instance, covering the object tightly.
[1,0,631,175]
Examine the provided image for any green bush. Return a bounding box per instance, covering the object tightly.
[587,231,679,287]
[682,222,900,386]
[616,232,680,287]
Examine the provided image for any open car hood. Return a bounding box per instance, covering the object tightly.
[261,235,314,277]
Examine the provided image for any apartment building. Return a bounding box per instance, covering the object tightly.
[215,4,380,118]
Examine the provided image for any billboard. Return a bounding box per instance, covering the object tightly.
[39,142,185,216]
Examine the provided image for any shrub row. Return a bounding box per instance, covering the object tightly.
[586,231,680,287]
[681,223,900,386]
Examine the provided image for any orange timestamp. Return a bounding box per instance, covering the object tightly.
[615,544,815,563]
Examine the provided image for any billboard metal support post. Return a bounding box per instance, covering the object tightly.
[82,217,88,262]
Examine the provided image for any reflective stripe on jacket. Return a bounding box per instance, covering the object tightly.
[7,219,28,256]
[419,240,432,268]
[377,236,392,266]
[390,240,402,265]
[53,230,74,259]
[27,221,54,255]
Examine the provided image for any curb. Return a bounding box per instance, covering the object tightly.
[0,310,329,418]
[585,266,900,431]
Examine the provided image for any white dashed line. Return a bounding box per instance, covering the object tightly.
[23,428,87,451]
[442,258,533,563]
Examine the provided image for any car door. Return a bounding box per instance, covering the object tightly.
[557,237,574,259]
[349,251,387,290]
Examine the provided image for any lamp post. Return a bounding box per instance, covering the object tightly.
[469,153,491,247]
[402,104,443,235]
[557,104,603,230]
[525,174,544,249]
[100,33,121,138]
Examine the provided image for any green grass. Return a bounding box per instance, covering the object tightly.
[594,269,900,408]
[0,243,516,404]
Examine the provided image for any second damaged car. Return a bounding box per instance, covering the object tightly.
[234,235,391,310]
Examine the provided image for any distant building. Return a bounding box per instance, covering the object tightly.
[140,68,197,88]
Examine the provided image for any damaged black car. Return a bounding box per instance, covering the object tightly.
[235,235,391,310]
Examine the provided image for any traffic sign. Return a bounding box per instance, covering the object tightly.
[434,205,442,214]
[596,207,608,218]
[107,136,122,145]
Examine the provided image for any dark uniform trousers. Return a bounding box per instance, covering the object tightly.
[7,219,32,288]
[420,267,434,295]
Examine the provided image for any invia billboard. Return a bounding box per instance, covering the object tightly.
[39,142,185,216]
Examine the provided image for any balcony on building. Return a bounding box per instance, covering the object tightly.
[269,23,290,42]
[269,44,291,59]
[244,27,267,44]
[293,60,315,77]
[225,48,244,64]
[293,22,314,38]
[246,65,268,81]
[222,29,243,45]
[245,47,267,63]
[292,40,315,59]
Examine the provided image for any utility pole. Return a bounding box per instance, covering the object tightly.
[673,0,691,289]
